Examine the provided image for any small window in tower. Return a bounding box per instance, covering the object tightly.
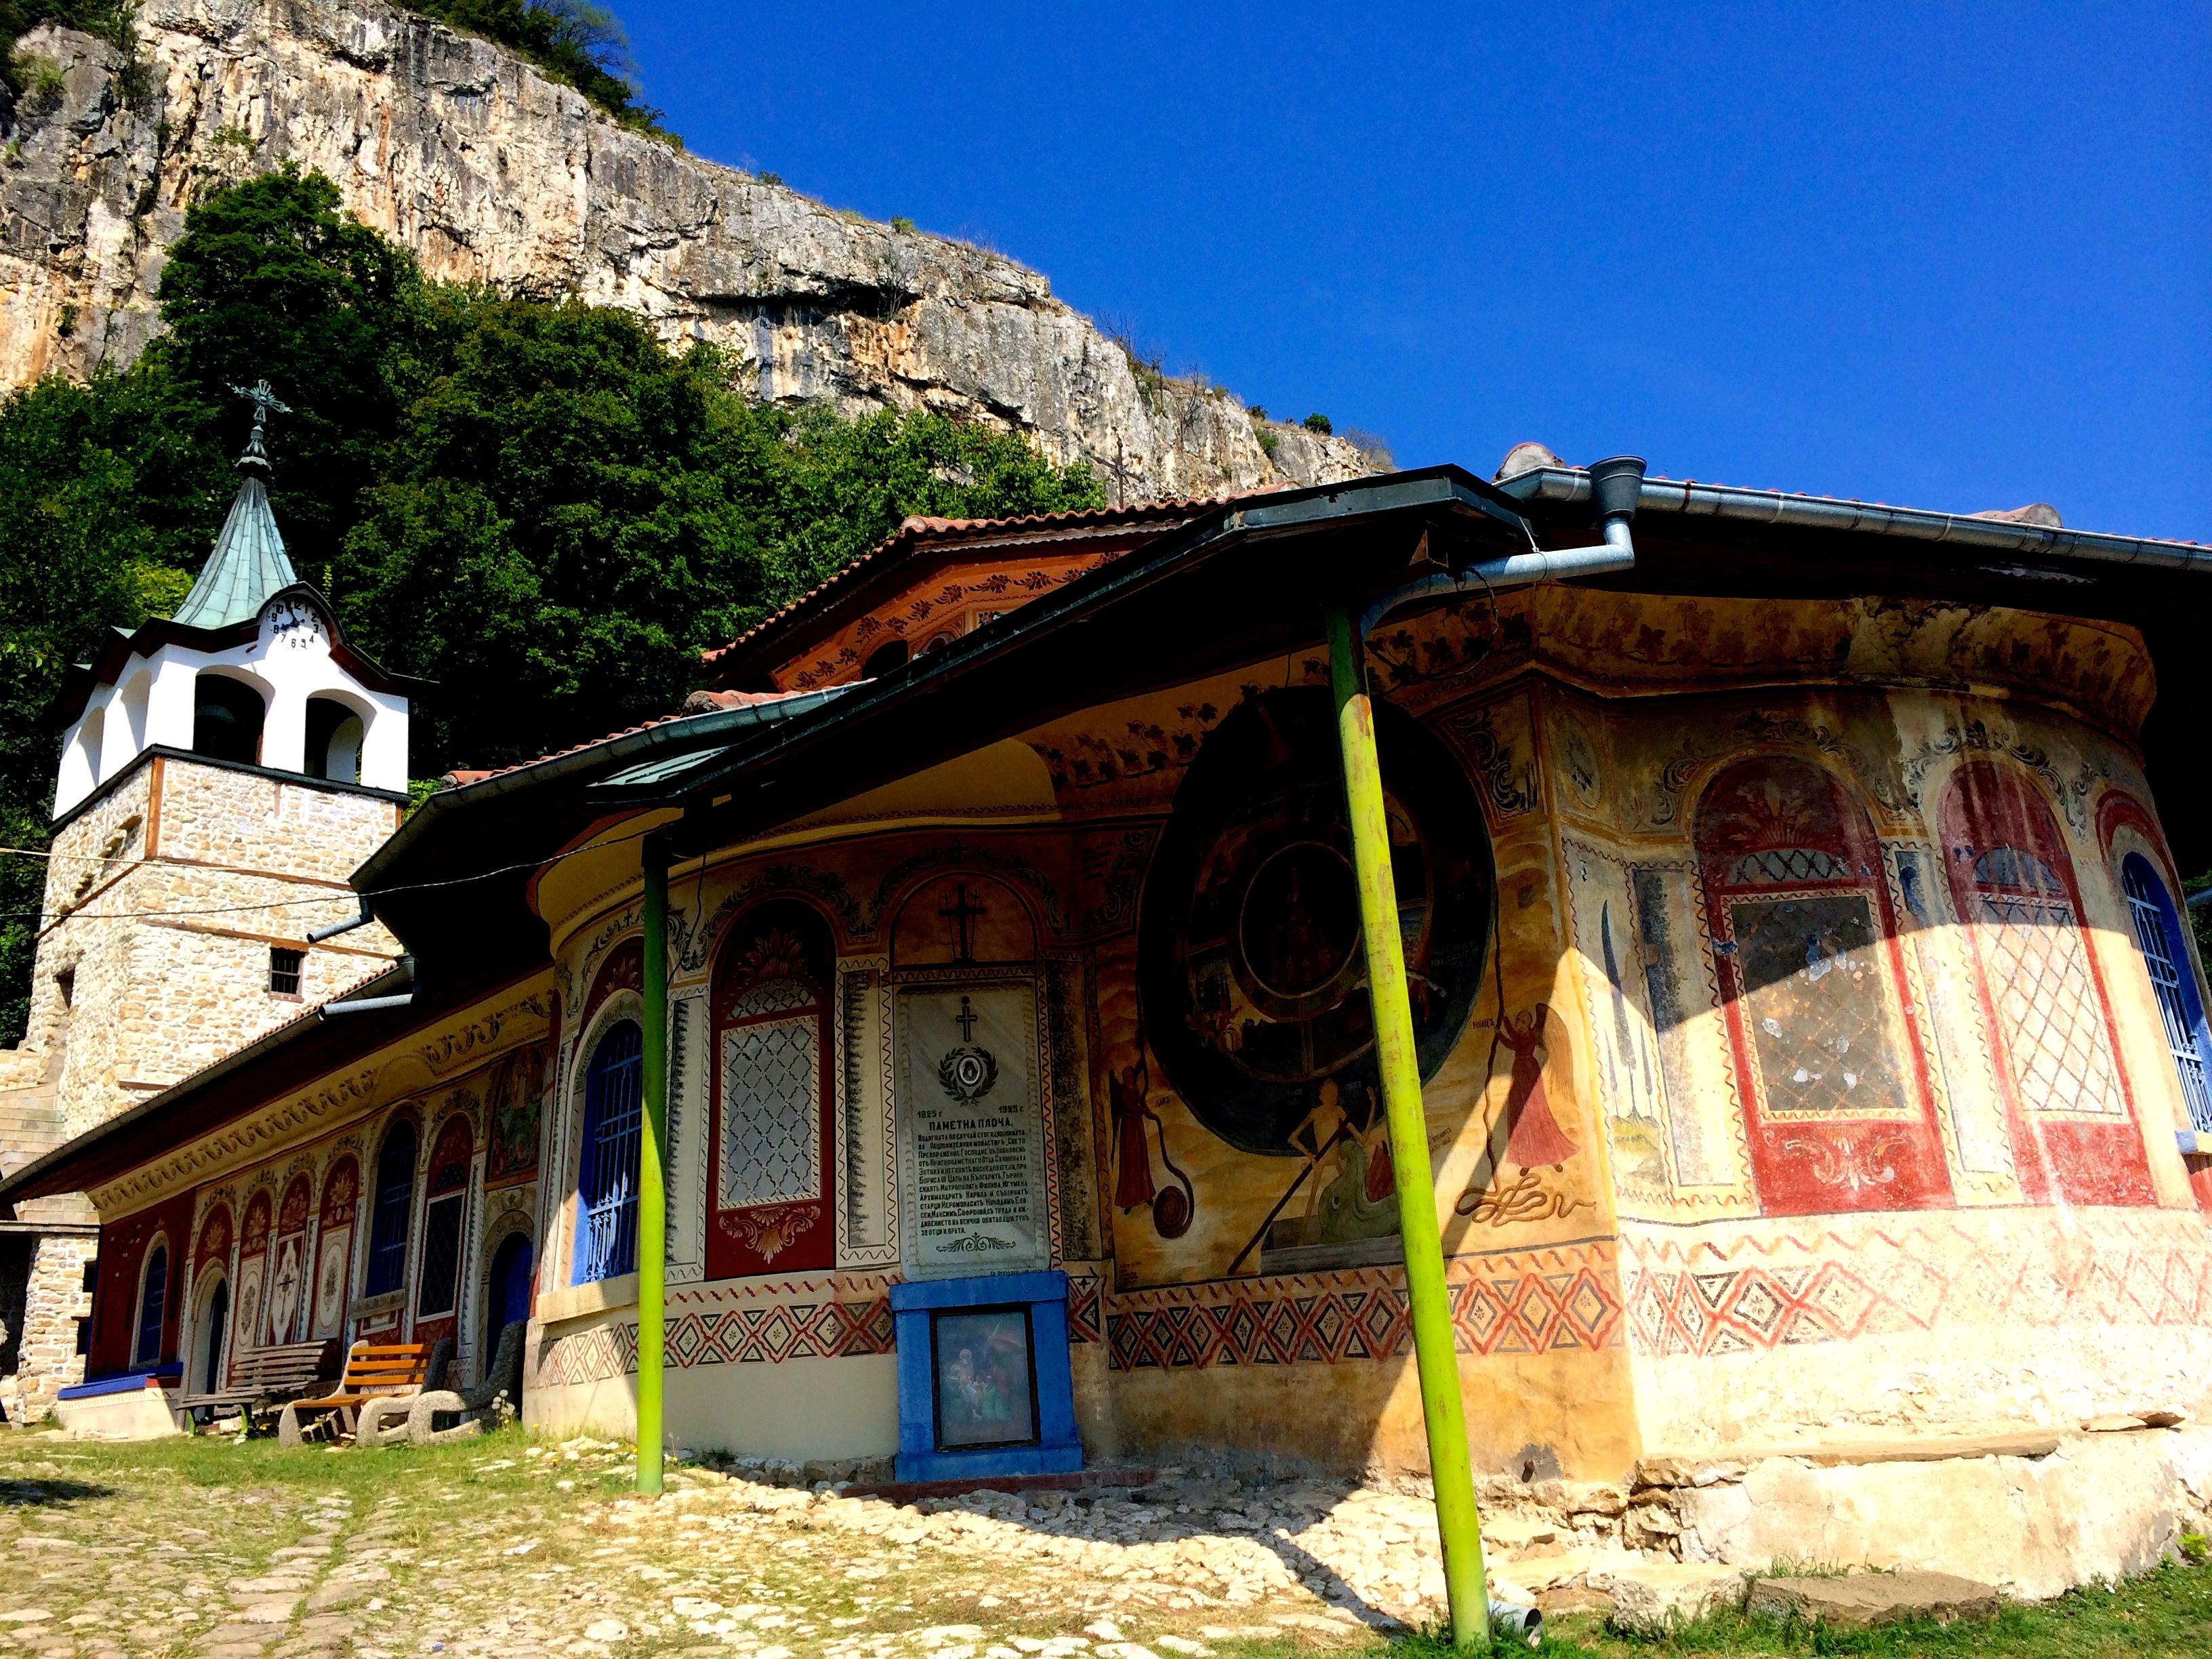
[269,947,304,996]
[55,968,74,1008]
[81,1260,97,1294]
[75,1318,90,1357]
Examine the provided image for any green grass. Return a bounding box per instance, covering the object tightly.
[1374,1559,2212,1659]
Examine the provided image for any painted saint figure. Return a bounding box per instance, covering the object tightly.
[1496,1004,1578,1170]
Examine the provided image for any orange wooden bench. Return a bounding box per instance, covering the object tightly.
[274,1339,447,1447]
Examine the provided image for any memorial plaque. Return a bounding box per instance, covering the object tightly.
[896,983,1048,1278]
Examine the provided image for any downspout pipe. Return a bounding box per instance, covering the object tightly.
[1357,456,1645,639]
[308,898,373,943]
[319,955,417,1016]
[1327,457,1640,1652]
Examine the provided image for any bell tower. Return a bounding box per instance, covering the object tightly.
[0,386,411,1421]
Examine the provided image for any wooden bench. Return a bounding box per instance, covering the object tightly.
[178,1339,337,1425]
[275,1339,446,1447]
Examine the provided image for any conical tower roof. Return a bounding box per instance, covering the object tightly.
[171,474,299,630]
[171,378,301,631]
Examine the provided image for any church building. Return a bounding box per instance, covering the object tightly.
[4,440,2210,1507]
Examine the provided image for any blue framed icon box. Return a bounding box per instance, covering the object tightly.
[890,1269,1082,1483]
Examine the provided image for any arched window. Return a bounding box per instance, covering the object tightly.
[117,672,150,755]
[1939,762,2151,1204]
[195,1274,230,1395]
[304,696,365,784]
[134,1242,169,1367]
[1694,755,1951,1213]
[192,674,266,766]
[363,1120,419,1297]
[709,903,836,1279]
[414,1118,474,1321]
[574,1021,644,1284]
[2120,852,2212,1134]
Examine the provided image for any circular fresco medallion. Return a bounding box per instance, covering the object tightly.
[1138,687,1493,1156]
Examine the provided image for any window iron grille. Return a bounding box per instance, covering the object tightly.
[134,1245,167,1366]
[575,1021,644,1284]
[269,947,304,996]
[415,1192,464,1319]
[2121,855,2212,1134]
[363,1123,417,1297]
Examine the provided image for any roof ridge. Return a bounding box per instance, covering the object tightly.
[701,494,1233,668]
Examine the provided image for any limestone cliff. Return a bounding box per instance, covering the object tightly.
[0,0,1373,499]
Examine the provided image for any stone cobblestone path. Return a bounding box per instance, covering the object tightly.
[0,1430,1525,1659]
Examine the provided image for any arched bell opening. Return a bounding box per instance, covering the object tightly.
[192,673,267,766]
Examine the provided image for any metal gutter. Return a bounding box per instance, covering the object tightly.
[1497,466,2212,575]
[0,958,412,1204]
[352,684,855,892]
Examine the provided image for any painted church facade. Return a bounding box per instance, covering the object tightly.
[6,455,2211,1483]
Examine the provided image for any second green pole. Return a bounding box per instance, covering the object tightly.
[1326,605,1491,1649]
[636,836,670,1496]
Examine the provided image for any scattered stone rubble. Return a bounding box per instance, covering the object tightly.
[7,1422,2209,1655]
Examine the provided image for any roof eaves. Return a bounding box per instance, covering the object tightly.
[1500,466,2212,573]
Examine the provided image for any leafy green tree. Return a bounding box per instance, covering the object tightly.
[152,163,419,558]
[0,164,1099,1041]
[337,289,1100,770]
[0,369,210,1040]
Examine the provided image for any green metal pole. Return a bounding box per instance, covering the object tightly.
[1326,604,1491,1649]
[636,836,670,1497]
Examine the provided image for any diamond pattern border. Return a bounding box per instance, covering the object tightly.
[1623,1212,2212,1359]
[1105,1244,1623,1372]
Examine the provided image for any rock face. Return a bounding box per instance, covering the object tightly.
[0,1,1374,501]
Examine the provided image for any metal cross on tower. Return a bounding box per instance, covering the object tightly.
[230,377,293,469]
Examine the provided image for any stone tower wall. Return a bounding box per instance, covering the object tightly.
[17,754,403,1138]
[0,752,403,1417]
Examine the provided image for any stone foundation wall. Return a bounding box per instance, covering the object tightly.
[1621,1205,2212,1454]
[3,1231,96,1424]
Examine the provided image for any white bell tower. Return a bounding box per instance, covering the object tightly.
[0,384,411,1422]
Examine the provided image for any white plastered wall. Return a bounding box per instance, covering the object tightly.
[54,600,409,816]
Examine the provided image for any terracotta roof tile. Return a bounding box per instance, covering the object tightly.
[700,495,1237,668]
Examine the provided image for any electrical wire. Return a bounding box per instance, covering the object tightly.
[0,819,669,928]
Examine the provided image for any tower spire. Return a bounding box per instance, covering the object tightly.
[169,382,302,630]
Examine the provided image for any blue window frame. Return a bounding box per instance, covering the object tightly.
[134,1244,167,1367]
[363,1122,418,1297]
[574,1021,644,1284]
[2121,853,2212,1134]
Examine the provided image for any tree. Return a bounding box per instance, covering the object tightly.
[0,369,213,1039]
[0,165,1101,1044]
[338,290,1101,771]
[152,163,420,558]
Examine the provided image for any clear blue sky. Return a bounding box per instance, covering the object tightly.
[615,3,2209,542]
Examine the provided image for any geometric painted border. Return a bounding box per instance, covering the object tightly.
[531,1242,1630,1388]
[1624,1212,2212,1359]
[1107,1241,1623,1371]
